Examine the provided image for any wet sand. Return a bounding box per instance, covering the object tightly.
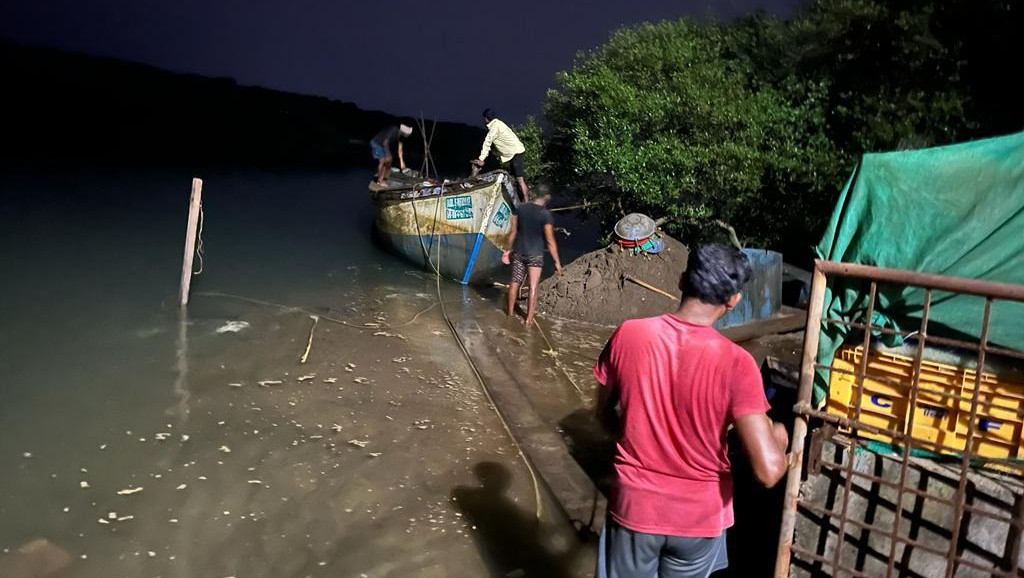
[4,273,603,577]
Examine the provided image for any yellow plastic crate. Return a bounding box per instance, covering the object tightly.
[827,345,1024,465]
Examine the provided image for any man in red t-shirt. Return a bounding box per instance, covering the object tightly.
[594,244,789,578]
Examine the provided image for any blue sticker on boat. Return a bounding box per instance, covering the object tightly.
[445,195,473,219]
[492,202,511,229]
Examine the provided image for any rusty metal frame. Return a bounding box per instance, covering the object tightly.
[774,260,1024,578]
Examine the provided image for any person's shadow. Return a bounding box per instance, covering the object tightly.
[452,461,578,577]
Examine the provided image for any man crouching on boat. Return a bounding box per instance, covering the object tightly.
[472,108,529,202]
[371,123,413,188]
[502,184,562,326]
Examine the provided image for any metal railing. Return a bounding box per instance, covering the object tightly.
[774,260,1024,578]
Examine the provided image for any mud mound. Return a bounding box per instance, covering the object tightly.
[539,236,689,326]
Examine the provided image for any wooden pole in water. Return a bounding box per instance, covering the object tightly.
[179,178,203,307]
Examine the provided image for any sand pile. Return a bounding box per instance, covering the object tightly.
[538,235,689,326]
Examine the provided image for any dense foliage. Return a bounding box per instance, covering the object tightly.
[535,0,1022,253]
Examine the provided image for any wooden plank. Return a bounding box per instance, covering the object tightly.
[719,306,807,343]
[178,178,203,306]
[455,322,607,534]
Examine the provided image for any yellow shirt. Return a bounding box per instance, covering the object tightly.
[479,119,526,163]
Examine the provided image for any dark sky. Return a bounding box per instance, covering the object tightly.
[0,0,797,125]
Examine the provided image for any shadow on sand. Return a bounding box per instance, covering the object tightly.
[452,461,582,578]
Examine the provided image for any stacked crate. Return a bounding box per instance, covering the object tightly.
[827,345,1024,465]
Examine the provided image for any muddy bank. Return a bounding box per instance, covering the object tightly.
[538,236,688,326]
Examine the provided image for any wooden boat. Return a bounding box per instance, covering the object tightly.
[369,170,519,284]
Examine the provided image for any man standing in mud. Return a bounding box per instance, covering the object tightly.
[594,244,789,578]
[370,123,412,188]
[472,108,529,201]
[503,184,561,326]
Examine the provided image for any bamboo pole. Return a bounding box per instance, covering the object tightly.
[622,274,678,301]
[179,178,203,306]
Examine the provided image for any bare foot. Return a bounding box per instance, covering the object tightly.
[524,316,535,327]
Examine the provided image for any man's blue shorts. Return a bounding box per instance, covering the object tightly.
[370,141,389,160]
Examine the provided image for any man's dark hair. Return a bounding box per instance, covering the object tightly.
[680,244,752,305]
[482,108,497,121]
[531,182,552,200]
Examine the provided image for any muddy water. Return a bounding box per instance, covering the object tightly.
[0,169,594,577]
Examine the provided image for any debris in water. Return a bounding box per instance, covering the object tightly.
[346,362,356,368]
[219,446,231,453]
[258,380,283,387]
[353,377,370,384]
[297,374,316,382]
[300,315,319,364]
[117,487,144,495]
[154,433,171,441]
[22,452,32,459]
[180,435,190,442]
[176,484,187,490]
[97,518,110,525]
[107,512,118,519]
[147,551,156,558]
[347,439,369,448]
[392,357,410,363]
[118,515,135,522]
[228,383,244,388]
[368,452,382,458]
[323,377,338,384]
[99,444,107,450]
[247,480,262,485]
[80,481,90,489]
[215,321,250,334]
[330,424,342,433]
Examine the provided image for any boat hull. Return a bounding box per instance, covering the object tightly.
[371,171,518,285]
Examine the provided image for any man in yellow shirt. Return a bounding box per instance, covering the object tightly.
[471,108,529,201]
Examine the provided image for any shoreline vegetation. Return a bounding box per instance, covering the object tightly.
[516,0,1021,260]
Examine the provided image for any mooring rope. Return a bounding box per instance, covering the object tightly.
[193,202,205,275]
[428,207,545,522]
[530,316,587,399]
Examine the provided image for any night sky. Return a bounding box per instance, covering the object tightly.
[0,0,797,125]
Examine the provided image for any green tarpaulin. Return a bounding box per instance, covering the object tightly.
[813,131,1024,406]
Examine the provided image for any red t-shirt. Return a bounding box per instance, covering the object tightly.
[593,313,769,537]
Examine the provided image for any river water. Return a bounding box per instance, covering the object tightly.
[0,168,597,577]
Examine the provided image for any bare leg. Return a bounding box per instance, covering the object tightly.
[524,266,542,326]
[507,281,521,317]
[376,159,387,185]
[379,157,393,185]
[516,176,530,202]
